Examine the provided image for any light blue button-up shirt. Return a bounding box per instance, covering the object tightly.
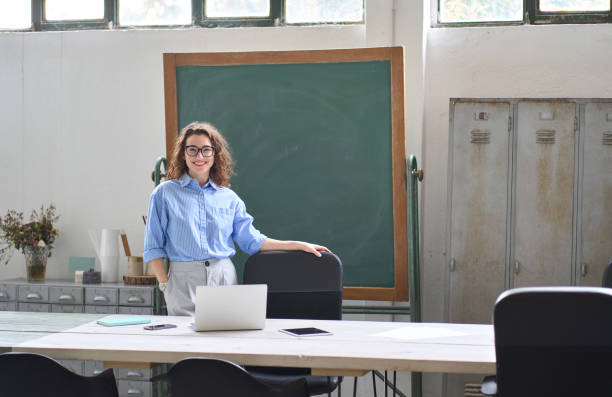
[143,173,266,263]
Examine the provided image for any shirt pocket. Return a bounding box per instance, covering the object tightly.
[207,207,234,243]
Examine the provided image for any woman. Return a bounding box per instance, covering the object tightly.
[144,121,330,316]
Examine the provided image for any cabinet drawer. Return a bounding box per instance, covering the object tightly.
[50,286,83,305]
[83,360,106,376]
[115,368,152,381]
[0,302,17,311]
[18,302,51,312]
[119,288,153,307]
[18,285,49,303]
[52,304,84,313]
[85,287,118,306]
[0,284,17,302]
[118,306,153,315]
[117,380,152,397]
[85,305,118,314]
[58,359,84,375]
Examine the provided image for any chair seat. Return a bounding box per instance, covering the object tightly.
[247,367,340,396]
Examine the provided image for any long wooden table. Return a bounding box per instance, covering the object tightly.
[0,312,496,376]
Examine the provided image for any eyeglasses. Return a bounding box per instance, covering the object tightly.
[185,145,215,158]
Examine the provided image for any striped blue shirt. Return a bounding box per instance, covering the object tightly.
[143,173,266,263]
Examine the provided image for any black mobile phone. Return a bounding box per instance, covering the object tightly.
[279,327,332,337]
[144,324,177,331]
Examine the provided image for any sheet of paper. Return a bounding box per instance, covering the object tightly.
[373,326,466,340]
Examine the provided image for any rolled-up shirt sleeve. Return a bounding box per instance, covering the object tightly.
[232,198,266,255]
[143,188,168,263]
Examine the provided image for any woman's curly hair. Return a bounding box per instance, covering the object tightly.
[165,121,234,187]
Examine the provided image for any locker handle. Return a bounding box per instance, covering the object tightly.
[59,294,74,301]
[94,296,108,302]
[93,369,103,375]
[449,258,456,272]
[514,260,520,275]
[0,292,7,300]
[127,389,143,395]
[126,371,142,378]
[581,263,588,277]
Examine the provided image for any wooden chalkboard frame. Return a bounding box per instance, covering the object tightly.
[163,47,407,301]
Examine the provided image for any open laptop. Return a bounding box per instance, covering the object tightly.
[194,284,268,331]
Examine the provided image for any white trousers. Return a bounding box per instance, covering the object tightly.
[164,258,237,316]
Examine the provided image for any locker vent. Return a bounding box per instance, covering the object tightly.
[603,131,612,145]
[474,112,489,121]
[464,383,485,397]
[470,129,490,144]
[536,129,556,144]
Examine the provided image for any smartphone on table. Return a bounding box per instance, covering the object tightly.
[144,324,177,331]
[279,327,333,337]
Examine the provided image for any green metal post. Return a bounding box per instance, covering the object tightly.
[152,156,167,315]
[407,155,423,397]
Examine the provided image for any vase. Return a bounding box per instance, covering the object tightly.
[23,245,50,282]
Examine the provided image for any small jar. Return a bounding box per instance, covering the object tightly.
[127,256,144,276]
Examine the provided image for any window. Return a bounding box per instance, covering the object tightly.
[4,0,363,31]
[438,0,612,25]
[0,1,31,30]
[119,0,192,26]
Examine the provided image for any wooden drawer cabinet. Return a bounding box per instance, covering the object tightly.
[0,284,17,302]
[18,285,49,303]
[120,288,153,307]
[85,287,118,306]
[0,279,163,396]
[50,286,83,305]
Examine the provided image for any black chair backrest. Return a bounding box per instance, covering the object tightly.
[243,250,343,320]
[167,358,308,397]
[0,352,118,397]
[493,287,612,397]
[602,258,612,287]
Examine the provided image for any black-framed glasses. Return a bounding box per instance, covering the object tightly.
[185,145,215,158]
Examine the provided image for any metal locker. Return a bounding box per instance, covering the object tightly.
[448,100,510,324]
[578,102,612,285]
[514,100,575,287]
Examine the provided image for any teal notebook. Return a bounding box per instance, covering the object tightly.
[96,316,151,327]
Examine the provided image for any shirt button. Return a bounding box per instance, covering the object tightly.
[204,261,210,267]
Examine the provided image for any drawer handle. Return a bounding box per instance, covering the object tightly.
[93,369,103,375]
[59,294,74,301]
[127,389,143,395]
[127,296,144,303]
[0,292,7,300]
[94,296,108,302]
[26,293,42,300]
[126,371,142,378]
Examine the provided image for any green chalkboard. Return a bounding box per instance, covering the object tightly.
[164,49,407,301]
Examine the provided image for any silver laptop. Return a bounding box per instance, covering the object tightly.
[194,284,268,331]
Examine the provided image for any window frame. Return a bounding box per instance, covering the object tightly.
[435,0,612,26]
[528,0,612,24]
[20,0,362,31]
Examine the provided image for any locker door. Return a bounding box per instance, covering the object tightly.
[578,102,612,285]
[514,101,575,287]
[449,101,510,324]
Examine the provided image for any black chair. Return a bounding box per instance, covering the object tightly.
[481,287,612,397]
[0,352,119,397]
[601,258,612,287]
[166,358,309,397]
[243,250,343,396]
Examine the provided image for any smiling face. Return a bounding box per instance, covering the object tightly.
[184,133,215,185]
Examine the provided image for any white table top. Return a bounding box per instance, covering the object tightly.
[6,313,496,375]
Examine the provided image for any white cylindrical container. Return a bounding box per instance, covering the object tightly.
[100,255,119,282]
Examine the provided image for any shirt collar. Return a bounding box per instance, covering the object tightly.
[178,173,220,190]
